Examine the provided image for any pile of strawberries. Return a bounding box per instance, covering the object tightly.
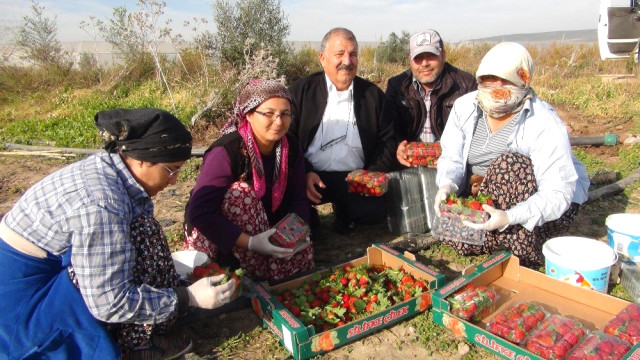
[405,141,441,167]
[274,263,429,333]
[346,169,389,197]
[189,262,244,297]
[487,302,547,344]
[448,283,497,321]
[524,315,587,360]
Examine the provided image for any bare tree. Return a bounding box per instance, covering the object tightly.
[91,0,181,110]
[190,40,284,126]
[16,1,68,67]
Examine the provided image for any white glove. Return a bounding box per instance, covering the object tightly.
[434,185,452,217]
[462,205,511,232]
[187,274,236,309]
[283,237,312,260]
[248,228,294,258]
[292,237,312,254]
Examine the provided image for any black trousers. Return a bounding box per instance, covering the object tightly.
[315,170,388,225]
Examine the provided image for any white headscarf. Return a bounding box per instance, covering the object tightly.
[475,42,534,118]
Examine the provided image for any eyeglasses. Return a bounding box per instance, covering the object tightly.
[160,163,181,178]
[254,110,292,121]
[320,90,353,151]
[320,133,347,151]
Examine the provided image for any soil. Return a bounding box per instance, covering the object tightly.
[1,101,640,359]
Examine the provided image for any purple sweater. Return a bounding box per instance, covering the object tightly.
[187,144,309,254]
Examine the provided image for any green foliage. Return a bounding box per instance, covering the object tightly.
[16,1,69,68]
[618,144,640,177]
[281,46,321,84]
[375,31,411,64]
[211,0,291,69]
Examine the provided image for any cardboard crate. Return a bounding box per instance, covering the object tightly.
[431,251,640,360]
[250,244,445,360]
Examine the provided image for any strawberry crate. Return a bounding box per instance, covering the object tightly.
[249,244,445,360]
[431,251,640,360]
[405,141,441,167]
[346,169,389,197]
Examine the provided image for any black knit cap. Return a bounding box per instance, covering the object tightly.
[95,108,192,163]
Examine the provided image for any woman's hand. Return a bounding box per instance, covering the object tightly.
[396,140,412,167]
[462,205,510,231]
[248,229,294,258]
[187,274,236,309]
[434,185,452,217]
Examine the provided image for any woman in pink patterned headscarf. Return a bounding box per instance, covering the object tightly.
[184,79,313,281]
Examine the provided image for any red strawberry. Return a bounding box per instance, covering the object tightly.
[467,200,482,210]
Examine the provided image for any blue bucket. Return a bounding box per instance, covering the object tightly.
[542,236,617,293]
[606,214,640,263]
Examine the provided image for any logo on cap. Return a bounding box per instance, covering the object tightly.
[415,33,432,47]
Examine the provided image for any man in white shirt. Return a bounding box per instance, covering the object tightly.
[288,27,395,234]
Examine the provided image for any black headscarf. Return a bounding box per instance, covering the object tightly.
[95,108,192,163]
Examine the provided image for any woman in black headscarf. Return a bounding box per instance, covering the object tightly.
[0,108,234,359]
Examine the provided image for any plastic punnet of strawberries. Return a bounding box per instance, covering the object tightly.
[603,302,640,346]
[439,193,493,224]
[269,212,310,249]
[524,315,587,360]
[273,263,428,333]
[565,331,631,360]
[447,283,497,322]
[345,169,389,197]
[431,193,493,245]
[405,141,441,167]
[487,302,548,344]
[189,262,245,298]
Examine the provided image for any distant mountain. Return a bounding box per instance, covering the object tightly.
[463,29,598,44]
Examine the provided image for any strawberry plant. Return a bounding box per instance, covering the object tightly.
[346,169,389,197]
[603,302,640,345]
[447,283,497,321]
[566,331,631,360]
[273,263,429,333]
[487,302,548,344]
[524,315,586,360]
[405,141,441,167]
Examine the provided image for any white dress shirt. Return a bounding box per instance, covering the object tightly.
[306,75,364,171]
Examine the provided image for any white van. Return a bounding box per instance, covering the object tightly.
[598,0,640,60]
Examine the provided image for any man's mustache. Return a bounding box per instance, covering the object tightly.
[337,64,355,71]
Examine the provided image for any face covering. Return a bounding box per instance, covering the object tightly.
[476,83,531,118]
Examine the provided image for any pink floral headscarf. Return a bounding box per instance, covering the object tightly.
[221,79,292,212]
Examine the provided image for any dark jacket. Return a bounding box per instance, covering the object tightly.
[383,63,477,143]
[288,71,396,172]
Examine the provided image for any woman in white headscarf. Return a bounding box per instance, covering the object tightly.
[433,42,590,268]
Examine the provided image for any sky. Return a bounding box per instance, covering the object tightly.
[1,0,601,44]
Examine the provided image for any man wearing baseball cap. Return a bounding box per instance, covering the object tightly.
[383,29,477,168]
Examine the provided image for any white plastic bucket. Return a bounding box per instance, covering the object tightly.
[606,213,640,263]
[171,250,209,278]
[542,236,618,293]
